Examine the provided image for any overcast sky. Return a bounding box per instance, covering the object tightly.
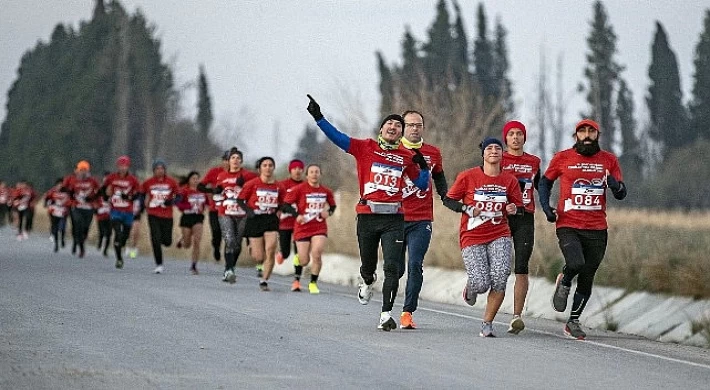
[1,0,708,162]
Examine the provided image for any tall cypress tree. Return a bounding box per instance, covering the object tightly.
[583,0,623,151]
[422,0,454,86]
[616,78,642,184]
[376,51,394,118]
[451,0,469,86]
[689,10,710,141]
[493,16,513,114]
[473,3,495,98]
[647,21,688,153]
[197,64,213,138]
[398,26,422,99]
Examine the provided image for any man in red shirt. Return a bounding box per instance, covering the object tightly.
[501,121,541,334]
[142,159,179,274]
[104,155,142,269]
[538,119,627,340]
[307,94,429,331]
[397,110,448,330]
[276,159,304,289]
[62,160,100,258]
[198,151,229,262]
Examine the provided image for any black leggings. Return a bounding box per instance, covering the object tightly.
[208,211,222,252]
[97,219,112,252]
[70,208,94,250]
[0,205,8,227]
[16,209,29,234]
[50,216,67,243]
[508,212,535,274]
[557,228,608,319]
[148,215,173,266]
[278,229,297,257]
[356,213,405,312]
[111,217,133,261]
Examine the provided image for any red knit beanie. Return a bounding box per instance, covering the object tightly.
[288,159,305,171]
[503,120,526,143]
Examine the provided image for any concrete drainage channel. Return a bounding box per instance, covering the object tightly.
[271,253,710,348]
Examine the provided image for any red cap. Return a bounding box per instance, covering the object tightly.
[503,120,526,143]
[116,155,131,167]
[288,159,304,171]
[575,119,600,132]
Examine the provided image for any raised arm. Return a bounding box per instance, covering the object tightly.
[307,94,350,152]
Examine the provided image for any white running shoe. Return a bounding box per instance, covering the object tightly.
[224,269,236,284]
[378,311,397,331]
[357,274,376,305]
[154,265,164,274]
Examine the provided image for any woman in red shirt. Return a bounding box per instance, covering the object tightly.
[237,156,284,291]
[445,137,523,337]
[283,164,337,294]
[176,171,207,275]
[44,178,70,252]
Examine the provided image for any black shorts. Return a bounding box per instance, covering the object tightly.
[244,214,279,238]
[180,214,205,228]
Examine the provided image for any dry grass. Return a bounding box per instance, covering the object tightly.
[25,198,710,298]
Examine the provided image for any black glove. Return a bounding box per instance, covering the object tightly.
[121,193,132,201]
[245,207,255,219]
[518,180,527,192]
[306,94,323,121]
[163,198,174,206]
[412,149,428,170]
[213,186,224,194]
[541,206,557,223]
[236,176,245,187]
[607,175,621,192]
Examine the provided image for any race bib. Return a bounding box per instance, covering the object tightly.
[364,163,403,195]
[255,189,279,215]
[466,190,506,230]
[564,183,604,212]
[111,192,129,208]
[149,188,171,208]
[303,194,327,223]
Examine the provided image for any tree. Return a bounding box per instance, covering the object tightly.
[647,21,688,154]
[422,0,454,86]
[473,3,495,98]
[689,10,710,141]
[582,1,623,151]
[493,16,514,114]
[616,78,642,194]
[451,0,469,86]
[376,51,394,118]
[398,26,422,99]
[196,64,214,137]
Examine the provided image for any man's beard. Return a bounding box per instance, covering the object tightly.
[574,138,600,156]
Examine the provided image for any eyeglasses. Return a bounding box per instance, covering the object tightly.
[405,123,424,129]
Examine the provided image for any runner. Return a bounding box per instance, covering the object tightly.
[126,195,145,259]
[11,180,36,240]
[44,178,70,252]
[0,180,10,227]
[104,155,141,269]
[282,164,336,294]
[62,160,100,258]
[237,156,285,291]
[538,119,627,340]
[24,182,37,235]
[500,120,541,334]
[276,159,304,268]
[397,110,449,329]
[176,171,207,275]
[215,147,258,283]
[306,94,430,331]
[444,137,524,337]
[95,172,112,257]
[142,159,179,274]
[198,150,229,262]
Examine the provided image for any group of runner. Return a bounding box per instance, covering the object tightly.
[0,179,39,239]
[306,94,626,339]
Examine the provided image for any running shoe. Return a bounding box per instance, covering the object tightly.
[191,267,199,275]
[154,265,164,274]
[308,282,320,294]
[508,315,525,335]
[378,311,397,331]
[275,252,284,265]
[293,254,300,266]
[79,247,85,258]
[463,285,477,306]
[53,244,59,253]
[564,320,586,340]
[480,322,496,338]
[256,264,263,278]
[61,239,65,248]
[259,281,270,291]
[552,273,571,312]
[21,232,28,239]
[72,243,77,254]
[115,259,124,269]
[49,235,54,242]
[400,312,417,329]
[224,269,236,284]
[128,248,138,259]
[357,274,376,305]
[16,234,22,241]
[291,280,301,292]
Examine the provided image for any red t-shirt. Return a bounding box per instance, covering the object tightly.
[0,187,10,205]
[105,173,141,213]
[201,166,225,212]
[401,143,444,222]
[278,178,304,230]
[447,167,524,248]
[238,177,284,215]
[11,187,35,211]
[543,148,623,230]
[348,139,421,214]
[95,198,111,221]
[62,175,100,210]
[45,188,71,218]
[284,182,336,240]
[501,151,541,213]
[178,186,208,215]
[215,169,258,217]
[142,176,179,219]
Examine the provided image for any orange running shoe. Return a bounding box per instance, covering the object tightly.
[275,252,284,265]
[291,279,301,292]
[400,311,417,329]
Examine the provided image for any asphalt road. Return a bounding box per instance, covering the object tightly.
[2,227,710,389]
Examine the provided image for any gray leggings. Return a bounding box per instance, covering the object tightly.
[462,237,512,293]
[218,215,246,255]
